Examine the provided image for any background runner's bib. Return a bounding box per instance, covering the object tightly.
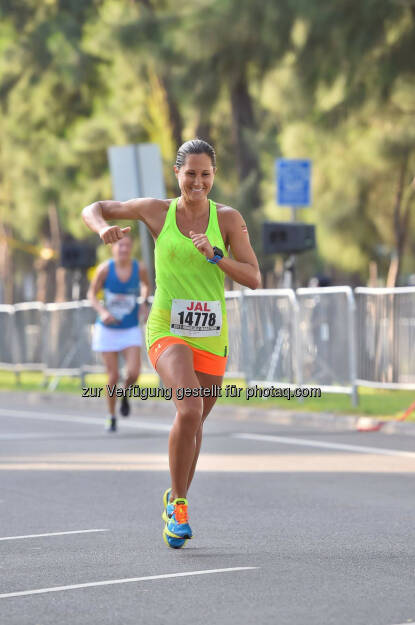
[145,198,228,357]
[105,292,137,321]
[98,259,140,329]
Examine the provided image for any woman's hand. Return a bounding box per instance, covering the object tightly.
[99,225,131,244]
[189,231,214,260]
[101,310,119,325]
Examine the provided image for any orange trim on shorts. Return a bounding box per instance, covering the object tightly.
[148,336,227,376]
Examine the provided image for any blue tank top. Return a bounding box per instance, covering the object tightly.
[98,259,140,329]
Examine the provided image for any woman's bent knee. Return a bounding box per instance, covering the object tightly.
[126,368,140,382]
[108,373,119,387]
[175,399,203,429]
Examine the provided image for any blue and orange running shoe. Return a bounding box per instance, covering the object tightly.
[163,497,192,549]
[162,488,185,549]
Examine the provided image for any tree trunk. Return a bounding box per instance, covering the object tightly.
[135,0,183,148]
[230,71,261,210]
[368,260,378,287]
[35,242,56,302]
[48,202,66,302]
[387,155,410,287]
[229,70,262,256]
[55,267,67,302]
[48,202,61,251]
[0,224,14,304]
[195,118,212,146]
[160,75,183,148]
[386,254,399,288]
[35,258,48,303]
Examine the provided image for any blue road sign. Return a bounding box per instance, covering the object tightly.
[276,159,312,206]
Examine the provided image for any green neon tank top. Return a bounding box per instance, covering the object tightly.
[145,198,228,357]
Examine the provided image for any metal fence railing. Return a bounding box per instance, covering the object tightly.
[355,287,415,389]
[0,305,15,369]
[2,287,415,400]
[223,291,245,378]
[243,289,299,387]
[14,302,44,370]
[296,287,357,402]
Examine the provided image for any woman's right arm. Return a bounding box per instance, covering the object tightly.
[82,198,165,243]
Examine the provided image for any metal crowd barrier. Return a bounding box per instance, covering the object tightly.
[223,291,245,378]
[1,288,415,400]
[243,289,299,387]
[14,302,44,371]
[355,287,415,389]
[296,287,357,403]
[0,305,15,369]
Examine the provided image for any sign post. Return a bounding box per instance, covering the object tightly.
[275,158,312,287]
[108,143,166,289]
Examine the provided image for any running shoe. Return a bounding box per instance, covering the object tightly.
[120,396,130,417]
[163,529,187,549]
[163,498,193,548]
[162,488,187,549]
[105,416,117,432]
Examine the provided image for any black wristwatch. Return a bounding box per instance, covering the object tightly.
[207,246,224,264]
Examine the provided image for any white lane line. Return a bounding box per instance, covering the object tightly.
[0,433,69,440]
[233,433,415,459]
[0,529,108,542]
[0,567,258,599]
[0,408,171,432]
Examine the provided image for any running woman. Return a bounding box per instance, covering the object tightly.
[88,235,150,432]
[82,139,261,546]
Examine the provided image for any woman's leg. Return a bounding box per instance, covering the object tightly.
[156,344,204,501]
[121,345,141,387]
[186,370,223,491]
[101,351,119,416]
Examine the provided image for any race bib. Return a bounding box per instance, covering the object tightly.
[105,291,137,321]
[170,299,222,337]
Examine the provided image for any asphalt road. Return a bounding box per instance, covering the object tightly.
[0,393,414,625]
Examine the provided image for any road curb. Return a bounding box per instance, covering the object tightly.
[210,405,415,435]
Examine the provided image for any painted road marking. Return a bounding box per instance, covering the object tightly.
[233,433,415,458]
[2,451,415,473]
[0,408,171,432]
[0,529,108,542]
[0,567,258,599]
[0,433,70,440]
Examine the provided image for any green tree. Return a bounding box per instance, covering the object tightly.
[266,0,415,284]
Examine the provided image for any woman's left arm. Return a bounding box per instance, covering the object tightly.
[190,209,261,290]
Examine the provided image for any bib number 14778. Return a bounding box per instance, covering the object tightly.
[170,299,222,337]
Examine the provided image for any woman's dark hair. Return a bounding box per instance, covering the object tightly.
[175,139,216,169]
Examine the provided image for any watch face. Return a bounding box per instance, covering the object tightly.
[213,246,223,258]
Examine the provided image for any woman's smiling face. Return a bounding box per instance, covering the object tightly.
[174,153,216,202]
